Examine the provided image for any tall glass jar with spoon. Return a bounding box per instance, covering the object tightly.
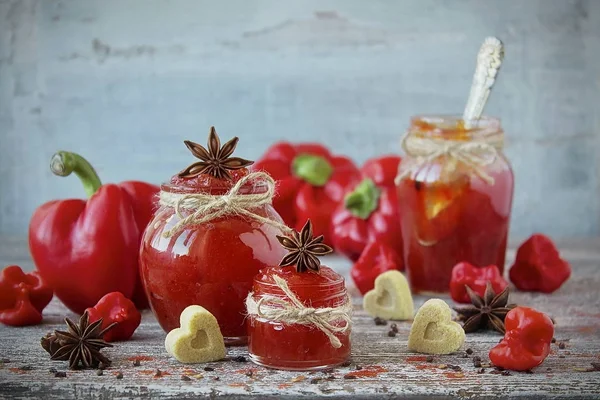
[395,38,515,294]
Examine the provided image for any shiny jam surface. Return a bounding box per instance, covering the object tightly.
[247,265,351,370]
[396,117,514,294]
[139,169,287,344]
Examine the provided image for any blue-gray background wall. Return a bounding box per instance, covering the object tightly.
[1,0,599,239]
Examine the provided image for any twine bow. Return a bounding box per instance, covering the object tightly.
[159,171,292,238]
[396,131,504,185]
[245,275,353,348]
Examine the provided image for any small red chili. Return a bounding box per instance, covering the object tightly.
[450,262,508,304]
[85,292,141,342]
[350,241,403,295]
[489,306,554,371]
[0,265,53,326]
[509,234,571,293]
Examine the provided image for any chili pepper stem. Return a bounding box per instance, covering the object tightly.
[50,151,103,198]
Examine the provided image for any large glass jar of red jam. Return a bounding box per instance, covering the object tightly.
[395,115,514,294]
[247,221,352,370]
[139,128,287,345]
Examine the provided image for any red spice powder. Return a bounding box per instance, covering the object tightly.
[153,371,171,379]
[415,364,437,371]
[345,365,388,378]
[444,372,465,379]
[229,383,248,388]
[9,368,28,374]
[406,356,428,362]
[127,355,154,362]
[278,383,293,389]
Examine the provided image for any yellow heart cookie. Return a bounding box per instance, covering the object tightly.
[165,305,227,363]
[407,299,465,355]
[363,270,414,320]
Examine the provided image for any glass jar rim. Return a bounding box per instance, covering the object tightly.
[160,178,269,195]
[409,114,502,136]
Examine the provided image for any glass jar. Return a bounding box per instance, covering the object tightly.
[395,115,514,294]
[139,169,287,345]
[247,265,351,370]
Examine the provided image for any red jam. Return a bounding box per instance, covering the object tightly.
[247,265,351,370]
[139,169,287,344]
[396,116,514,294]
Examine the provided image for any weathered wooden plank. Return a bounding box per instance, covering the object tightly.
[1,240,600,399]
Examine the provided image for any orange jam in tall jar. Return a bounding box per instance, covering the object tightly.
[395,116,514,294]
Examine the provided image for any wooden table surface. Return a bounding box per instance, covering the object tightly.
[1,237,599,399]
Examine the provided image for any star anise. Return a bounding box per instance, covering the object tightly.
[276,220,333,273]
[453,282,517,334]
[41,311,117,370]
[178,126,254,180]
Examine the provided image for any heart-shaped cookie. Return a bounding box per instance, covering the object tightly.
[165,305,227,363]
[363,270,414,320]
[407,299,465,354]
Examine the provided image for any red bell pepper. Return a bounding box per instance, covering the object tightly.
[252,142,359,245]
[509,234,571,293]
[450,262,508,304]
[489,306,554,371]
[85,292,141,342]
[331,155,402,261]
[29,151,159,314]
[0,265,53,326]
[350,241,404,295]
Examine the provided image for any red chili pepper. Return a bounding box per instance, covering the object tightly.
[85,292,141,342]
[350,241,404,295]
[252,142,359,244]
[489,306,554,371]
[450,262,508,304]
[29,151,159,314]
[0,265,53,326]
[509,234,571,293]
[331,155,402,261]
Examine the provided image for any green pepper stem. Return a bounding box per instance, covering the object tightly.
[292,154,333,187]
[344,178,381,219]
[50,151,103,198]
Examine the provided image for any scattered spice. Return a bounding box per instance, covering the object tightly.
[49,368,57,374]
[96,370,103,376]
[1,358,10,364]
[466,348,473,355]
[54,371,67,378]
[477,368,485,374]
[133,359,141,367]
[390,323,399,333]
[321,368,334,374]
[343,374,358,380]
[245,371,254,378]
[473,359,482,368]
[325,375,336,381]
[154,369,162,378]
[438,364,448,370]
[558,342,566,349]
[204,366,215,371]
[374,317,387,326]
[116,372,123,379]
[233,356,247,363]
[551,338,556,343]
[450,365,462,371]
[524,370,534,374]
[213,376,220,381]
[277,220,333,273]
[310,378,321,384]
[453,283,516,334]
[41,311,116,370]
[181,375,192,381]
[341,360,352,367]
[387,330,396,337]
[291,375,306,383]
[19,365,33,371]
[559,355,565,359]
[426,356,434,363]
[501,371,511,376]
[178,127,253,180]
[355,365,363,371]
[573,363,600,372]
[546,368,552,371]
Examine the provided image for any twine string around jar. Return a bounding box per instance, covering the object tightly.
[159,171,293,238]
[245,275,353,349]
[395,129,504,186]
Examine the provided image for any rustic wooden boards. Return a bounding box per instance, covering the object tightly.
[1,238,599,399]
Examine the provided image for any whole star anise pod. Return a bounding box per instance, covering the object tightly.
[178,126,254,180]
[453,282,517,334]
[41,311,116,370]
[276,219,333,273]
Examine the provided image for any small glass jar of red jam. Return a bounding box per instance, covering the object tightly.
[395,115,514,294]
[139,128,287,345]
[247,265,351,370]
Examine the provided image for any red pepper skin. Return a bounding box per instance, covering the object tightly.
[0,265,53,326]
[350,241,404,295]
[331,156,402,261]
[509,234,571,293]
[252,142,359,245]
[29,184,141,314]
[489,306,554,371]
[450,262,508,304]
[86,292,141,342]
